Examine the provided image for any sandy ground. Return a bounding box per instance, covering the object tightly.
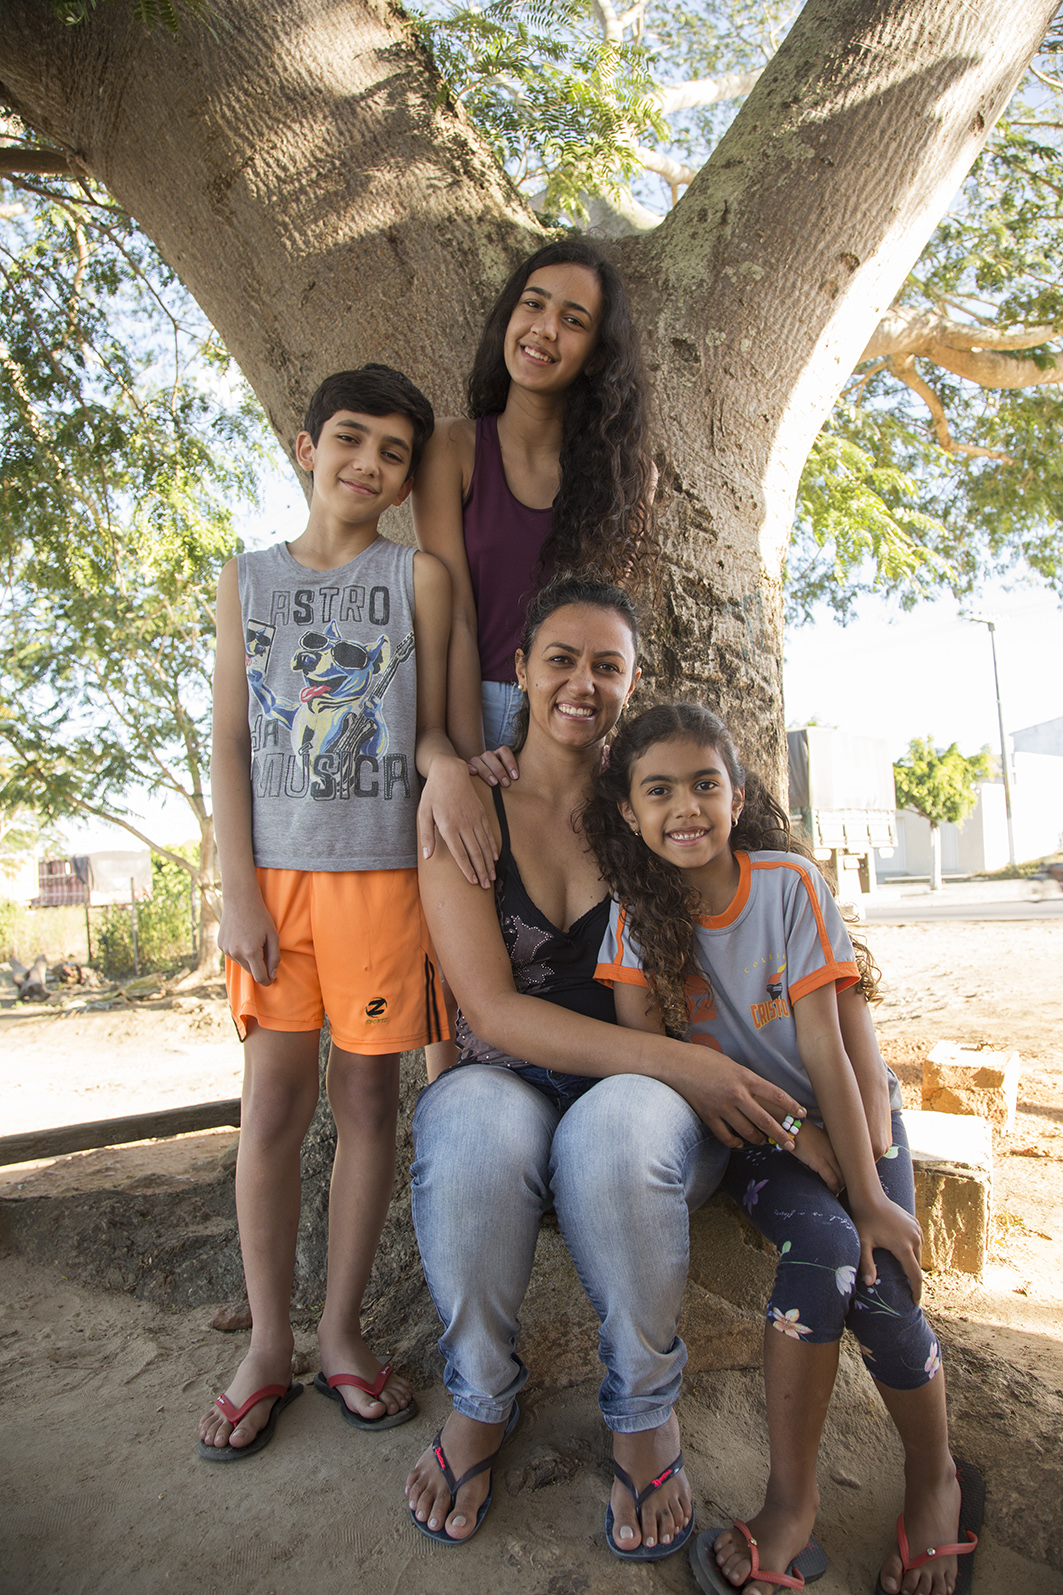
[1,918,1062,1595]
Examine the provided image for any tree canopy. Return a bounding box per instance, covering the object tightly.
[418,0,1063,621]
[0,0,1055,799]
[893,737,992,829]
[0,165,269,963]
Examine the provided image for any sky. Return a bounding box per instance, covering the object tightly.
[782,579,1063,761]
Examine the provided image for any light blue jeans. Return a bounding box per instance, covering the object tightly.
[410,1065,728,1433]
[481,680,524,749]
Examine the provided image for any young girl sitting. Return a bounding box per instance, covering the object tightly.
[586,703,983,1595]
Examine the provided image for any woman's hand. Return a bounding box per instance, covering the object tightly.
[850,1195,923,1300]
[790,1121,844,1195]
[418,755,498,888]
[468,745,520,788]
[673,1047,805,1151]
[219,887,279,987]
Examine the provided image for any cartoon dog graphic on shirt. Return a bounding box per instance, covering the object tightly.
[244,619,413,770]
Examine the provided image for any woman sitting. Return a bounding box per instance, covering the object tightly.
[404,575,802,1560]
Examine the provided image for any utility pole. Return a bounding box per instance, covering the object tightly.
[968,616,1016,867]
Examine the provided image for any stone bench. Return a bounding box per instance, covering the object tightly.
[922,1040,1021,1134]
[902,1107,992,1277]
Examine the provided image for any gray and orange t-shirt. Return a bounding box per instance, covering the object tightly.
[595,849,875,1124]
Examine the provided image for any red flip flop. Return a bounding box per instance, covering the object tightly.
[197,1381,303,1462]
[874,1459,983,1595]
[313,1365,418,1429]
[690,1522,829,1592]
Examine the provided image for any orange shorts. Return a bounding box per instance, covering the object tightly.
[225,867,448,1055]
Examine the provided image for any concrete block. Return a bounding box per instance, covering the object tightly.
[922,1040,1021,1133]
[902,1108,992,1277]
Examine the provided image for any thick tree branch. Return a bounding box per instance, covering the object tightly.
[887,354,1015,460]
[656,71,763,114]
[863,305,1061,362]
[0,148,82,175]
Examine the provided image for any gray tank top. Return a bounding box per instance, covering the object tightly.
[237,538,419,870]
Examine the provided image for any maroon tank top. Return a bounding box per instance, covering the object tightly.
[463,414,554,683]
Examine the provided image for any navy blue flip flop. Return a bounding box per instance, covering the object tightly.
[690,1522,829,1591]
[410,1403,520,1545]
[604,1451,695,1562]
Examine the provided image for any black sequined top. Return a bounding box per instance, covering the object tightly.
[455,785,616,1070]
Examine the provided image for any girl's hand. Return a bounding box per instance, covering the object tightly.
[418,756,498,888]
[219,889,280,987]
[851,1196,924,1301]
[790,1121,843,1195]
[468,745,520,788]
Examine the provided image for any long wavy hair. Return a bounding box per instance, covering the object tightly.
[507,574,641,753]
[467,240,656,583]
[582,703,879,1034]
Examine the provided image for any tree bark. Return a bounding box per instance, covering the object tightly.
[1,0,1052,788]
[930,821,943,893]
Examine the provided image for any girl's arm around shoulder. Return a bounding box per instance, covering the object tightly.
[411,419,485,762]
[211,558,279,986]
[412,549,498,890]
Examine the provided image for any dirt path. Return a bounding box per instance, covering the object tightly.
[1,920,1061,1595]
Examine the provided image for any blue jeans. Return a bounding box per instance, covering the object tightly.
[410,1065,728,1432]
[481,680,524,749]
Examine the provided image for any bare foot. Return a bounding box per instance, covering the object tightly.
[405,1411,509,1541]
[713,1501,818,1595]
[198,1339,294,1452]
[878,1460,964,1595]
[609,1413,691,1554]
[316,1320,413,1421]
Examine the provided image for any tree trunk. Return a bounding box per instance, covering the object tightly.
[1,0,1052,790]
[930,821,943,892]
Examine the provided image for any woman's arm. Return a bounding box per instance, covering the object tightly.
[794,984,922,1297]
[411,419,486,762]
[420,837,804,1149]
[211,559,279,986]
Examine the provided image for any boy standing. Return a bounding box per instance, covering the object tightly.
[200,365,487,1458]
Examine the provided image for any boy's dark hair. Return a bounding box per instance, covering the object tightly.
[467,241,656,585]
[302,364,435,477]
[582,703,878,1033]
[508,574,641,752]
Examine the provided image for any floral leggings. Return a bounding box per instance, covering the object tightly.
[722,1111,940,1391]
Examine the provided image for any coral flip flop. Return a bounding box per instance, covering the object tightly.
[874,1458,983,1595]
[690,1522,829,1592]
[604,1452,695,1562]
[313,1365,418,1430]
[410,1404,520,1545]
[196,1381,303,1462]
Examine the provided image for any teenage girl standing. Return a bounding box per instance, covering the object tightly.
[586,703,983,1595]
[412,238,654,767]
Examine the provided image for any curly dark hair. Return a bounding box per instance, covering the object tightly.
[466,240,656,583]
[508,574,641,753]
[582,703,879,1034]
